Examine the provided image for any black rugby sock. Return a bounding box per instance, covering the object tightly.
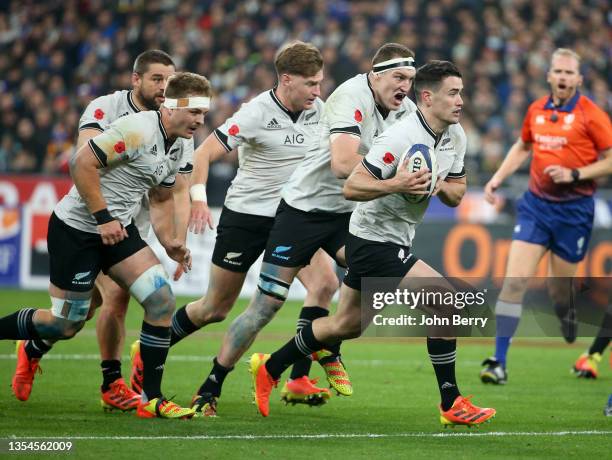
[427,338,461,411]
[198,357,234,397]
[290,306,329,380]
[170,305,199,346]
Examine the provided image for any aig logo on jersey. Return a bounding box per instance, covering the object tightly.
[284,134,304,145]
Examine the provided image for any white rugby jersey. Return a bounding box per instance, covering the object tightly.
[350,109,466,247]
[281,73,416,213]
[213,89,323,217]
[78,90,194,236]
[55,111,190,233]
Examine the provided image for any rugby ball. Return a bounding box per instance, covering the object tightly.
[399,143,438,203]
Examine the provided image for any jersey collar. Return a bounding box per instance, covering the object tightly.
[269,88,302,123]
[366,75,390,120]
[416,109,443,146]
[543,91,580,112]
[156,111,177,153]
[127,90,141,113]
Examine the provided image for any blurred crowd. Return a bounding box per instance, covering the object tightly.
[0,0,610,195]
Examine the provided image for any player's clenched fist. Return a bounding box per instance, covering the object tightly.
[98,220,128,245]
[393,167,431,195]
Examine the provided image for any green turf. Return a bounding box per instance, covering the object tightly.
[0,289,610,459]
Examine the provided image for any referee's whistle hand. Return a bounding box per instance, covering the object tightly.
[543,165,572,184]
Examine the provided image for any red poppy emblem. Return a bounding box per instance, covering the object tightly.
[354,110,363,122]
[383,152,395,164]
[113,141,126,154]
[228,124,239,136]
[94,108,104,120]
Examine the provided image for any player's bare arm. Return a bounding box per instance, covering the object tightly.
[171,173,191,244]
[435,176,466,207]
[188,133,227,234]
[70,142,128,245]
[544,148,612,183]
[76,128,104,149]
[343,161,430,201]
[149,184,192,273]
[484,138,532,204]
[330,133,362,179]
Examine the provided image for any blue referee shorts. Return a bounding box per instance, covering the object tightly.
[513,190,594,263]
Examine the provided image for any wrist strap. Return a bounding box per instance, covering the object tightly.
[190,184,207,202]
[93,208,115,225]
[571,169,580,183]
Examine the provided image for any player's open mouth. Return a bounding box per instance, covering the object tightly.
[394,93,405,102]
[558,83,567,90]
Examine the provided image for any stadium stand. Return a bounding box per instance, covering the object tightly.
[0,0,609,203]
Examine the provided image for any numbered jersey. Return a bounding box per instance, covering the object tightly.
[78,90,194,236]
[351,110,466,247]
[55,111,190,233]
[282,73,416,213]
[213,89,323,217]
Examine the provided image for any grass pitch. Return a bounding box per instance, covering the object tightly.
[0,289,610,459]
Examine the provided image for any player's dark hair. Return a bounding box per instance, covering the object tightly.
[133,50,175,75]
[372,43,415,66]
[275,41,323,78]
[165,72,212,98]
[414,60,462,102]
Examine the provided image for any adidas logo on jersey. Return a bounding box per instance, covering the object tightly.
[266,118,282,129]
[150,145,158,156]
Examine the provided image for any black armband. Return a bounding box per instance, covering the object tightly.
[93,208,115,225]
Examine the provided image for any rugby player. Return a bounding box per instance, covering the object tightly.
[250,60,496,426]
[0,72,211,419]
[200,42,418,411]
[571,307,611,379]
[8,50,192,412]
[130,42,340,415]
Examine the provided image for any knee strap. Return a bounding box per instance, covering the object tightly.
[257,272,290,301]
[130,264,171,304]
[50,296,91,322]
